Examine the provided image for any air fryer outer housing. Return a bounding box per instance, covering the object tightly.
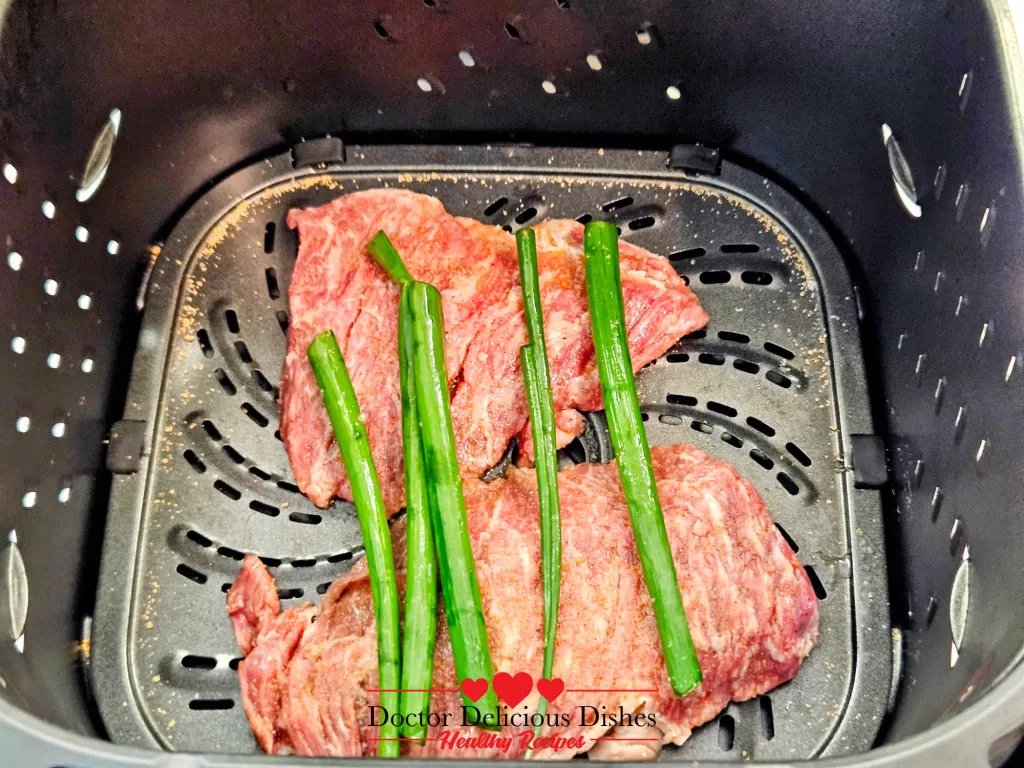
[1,1,1024,766]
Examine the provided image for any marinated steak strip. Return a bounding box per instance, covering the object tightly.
[229,445,817,759]
[282,191,707,510]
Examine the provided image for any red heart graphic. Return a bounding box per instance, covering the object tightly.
[537,677,565,703]
[460,677,489,702]
[492,671,533,708]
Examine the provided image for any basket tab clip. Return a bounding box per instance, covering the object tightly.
[291,136,346,168]
[668,144,721,176]
[106,420,147,474]
[850,434,888,489]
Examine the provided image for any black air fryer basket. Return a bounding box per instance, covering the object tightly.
[2,1,1024,767]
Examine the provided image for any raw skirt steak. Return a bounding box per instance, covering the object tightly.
[281,190,707,511]
[228,445,818,759]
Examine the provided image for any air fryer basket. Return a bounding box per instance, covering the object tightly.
[2,1,1024,767]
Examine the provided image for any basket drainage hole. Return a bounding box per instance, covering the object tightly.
[700,270,731,284]
[515,207,538,225]
[249,466,272,481]
[253,370,277,394]
[670,247,706,261]
[718,331,749,344]
[721,432,743,449]
[759,696,775,741]
[373,21,390,39]
[746,416,775,437]
[734,359,759,374]
[721,243,759,253]
[290,511,323,525]
[223,445,245,464]
[785,442,812,466]
[189,699,234,711]
[250,500,280,517]
[197,329,214,358]
[742,271,773,285]
[764,342,795,360]
[229,657,243,670]
[666,394,697,407]
[628,216,656,231]
[658,414,682,426]
[707,401,737,418]
[181,655,217,671]
[459,51,475,67]
[217,545,244,561]
[242,402,270,427]
[278,587,304,600]
[214,480,242,501]
[666,353,689,363]
[276,310,290,333]
[266,267,280,300]
[225,309,240,334]
[775,523,799,553]
[766,371,792,389]
[575,213,593,225]
[776,471,799,496]
[717,714,735,751]
[602,196,634,212]
[234,340,253,364]
[202,420,223,441]
[2,163,16,184]
[184,450,207,474]
[278,480,300,493]
[483,197,508,217]
[186,530,212,548]
[750,449,773,470]
[691,420,713,435]
[804,565,827,599]
[504,22,521,39]
[264,222,276,253]
[214,368,237,396]
[698,353,725,366]
[176,564,208,585]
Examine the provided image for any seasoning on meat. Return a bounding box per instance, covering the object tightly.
[227,445,818,759]
[281,191,707,510]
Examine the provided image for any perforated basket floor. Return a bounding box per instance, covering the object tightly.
[91,146,890,760]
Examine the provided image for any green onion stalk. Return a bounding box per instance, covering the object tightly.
[582,221,702,697]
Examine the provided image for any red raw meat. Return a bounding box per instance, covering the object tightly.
[228,445,818,758]
[281,190,707,510]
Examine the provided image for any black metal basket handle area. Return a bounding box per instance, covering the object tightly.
[1,660,1023,768]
